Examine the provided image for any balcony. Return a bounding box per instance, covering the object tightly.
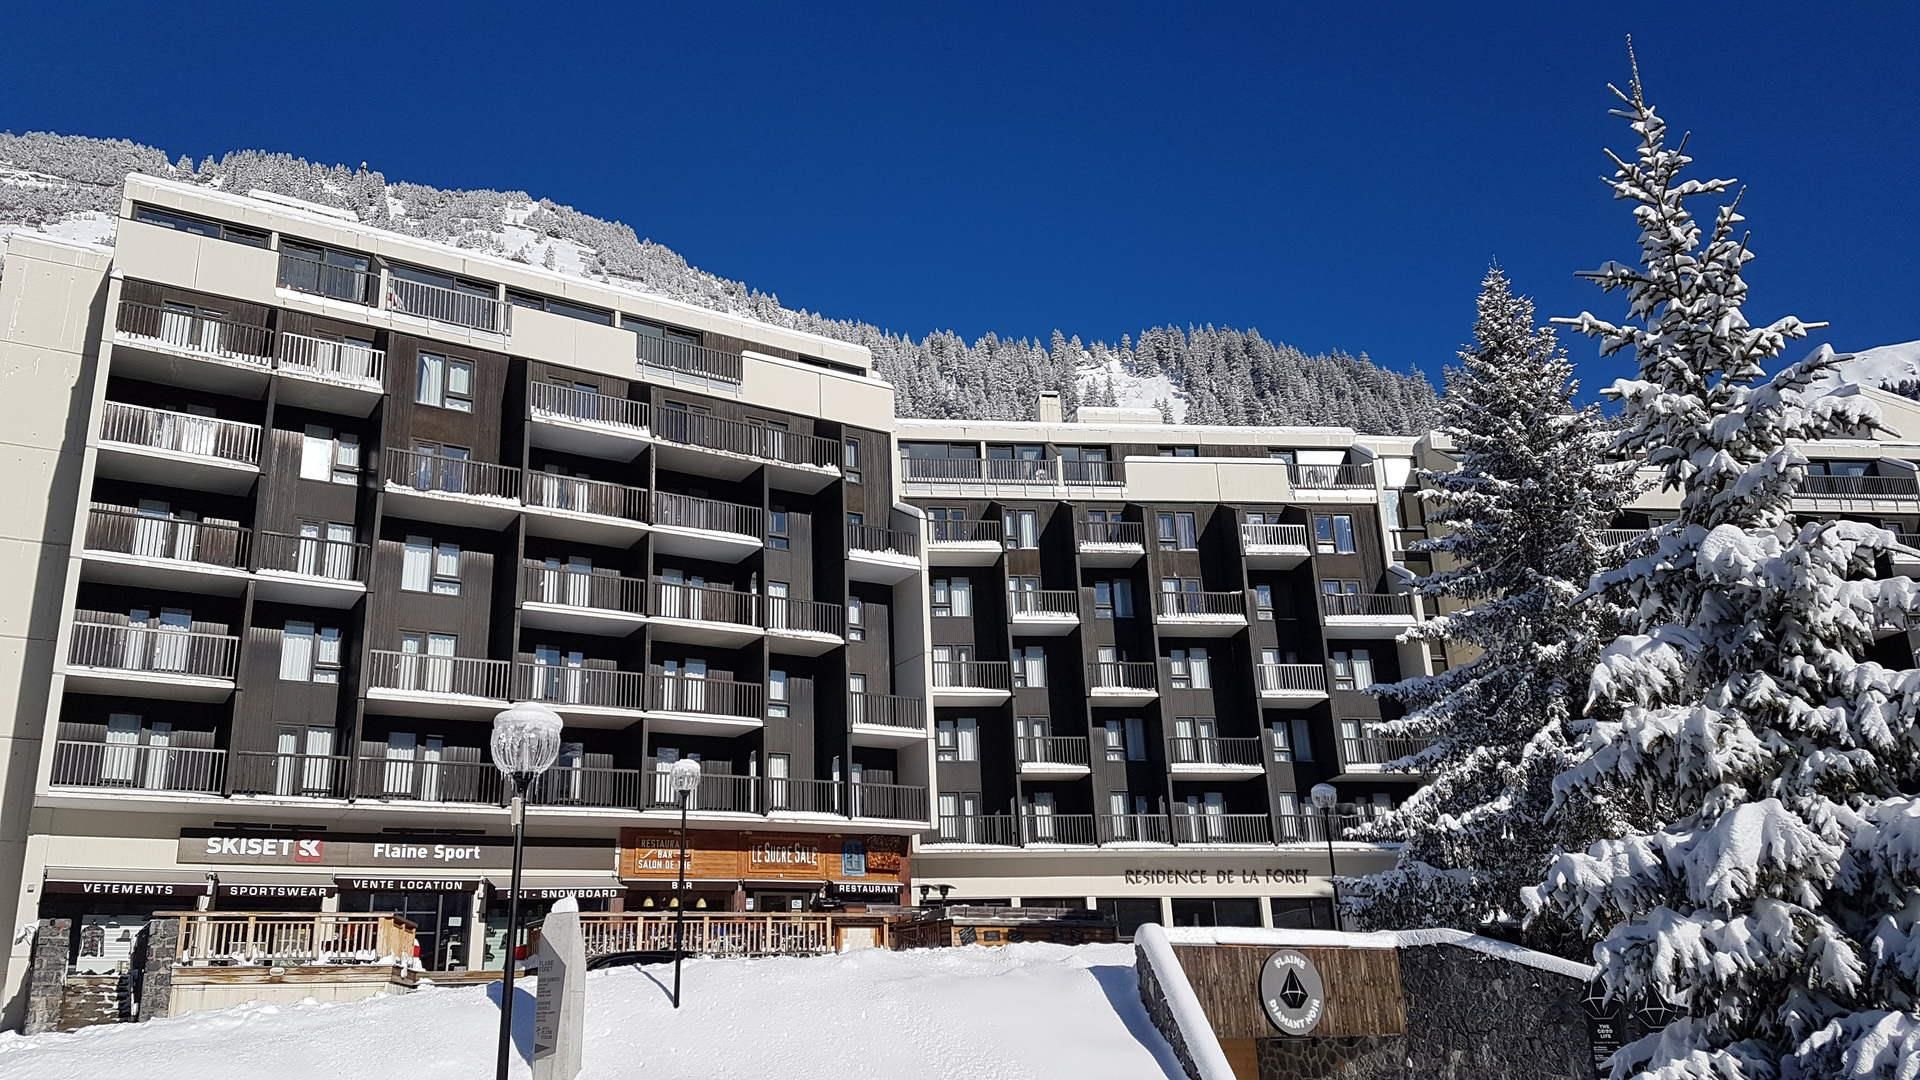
[1020,813,1098,846]
[96,402,261,494]
[649,491,764,561]
[1155,591,1248,636]
[635,333,743,383]
[1016,736,1091,778]
[643,672,765,734]
[1171,813,1273,845]
[65,620,239,701]
[365,650,511,718]
[385,274,509,335]
[48,740,225,796]
[1087,660,1158,706]
[80,508,250,594]
[1601,528,1651,548]
[765,777,843,815]
[527,383,651,461]
[1258,663,1329,706]
[1077,520,1145,566]
[513,662,647,726]
[931,660,1012,706]
[1390,529,1430,560]
[932,814,1022,847]
[642,763,761,814]
[651,407,839,491]
[1320,592,1420,637]
[1800,474,1920,500]
[522,472,648,545]
[274,331,385,415]
[383,448,522,528]
[1893,533,1920,573]
[764,596,845,656]
[848,524,921,584]
[1008,589,1080,636]
[230,751,353,799]
[900,457,1123,487]
[1287,462,1376,491]
[254,530,369,608]
[1338,734,1437,779]
[525,763,647,811]
[355,755,505,807]
[276,249,377,307]
[850,692,927,747]
[1241,522,1311,568]
[521,562,647,635]
[111,301,273,394]
[1098,813,1173,845]
[649,580,761,647]
[849,782,929,823]
[925,519,1003,565]
[1167,736,1267,777]
[1274,812,1367,845]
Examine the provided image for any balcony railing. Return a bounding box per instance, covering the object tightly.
[524,764,645,810]
[1274,813,1366,844]
[229,752,352,799]
[84,508,249,569]
[524,472,647,523]
[1802,474,1920,498]
[49,740,225,794]
[385,274,507,334]
[1258,663,1328,694]
[647,672,764,718]
[1168,736,1265,767]
[651,491,762,538]
[849,692,924,730]
[643,764,758,812]
[652,408,838,469]
[850,782,928,821]
[514,662,647,712]
[1320,592,1416,618]
[927,519,1002,544]
[651,580,757,626]
[257,530,368,583]
[934,815,1021,846]
[577,913,833,959]
[115,301,271,365]
[1242,522,1310,548]
[1017,736,1090,767]
[1600,528,1649,547]
[635,334,742,382]
[99,402,261,466]
[528,382,648,432]
[1098,813,1173,845]
[276,331,384,385]
[171,912,415,969]
[68,621,239,679]
[356,755,504,805]
[386,448,520,501]
[276,250,376,305]
[1008,590,1079,617]
[768,777,841,814]
[765,596,844,637]
[1157,591,1246,617]
[1061,460,1123,485]
[1342,735,1437,768]
[1172,813,1272,845]
[366,650,510,699]
[903,457,1118,484]
[1288,462,1375,489]
[848,523,919,557]
[1020,813,1098,845]
[522,562,645,615]
[1088,660,1157,691]
[1079,520,1144,546]
[931,660,1011,690]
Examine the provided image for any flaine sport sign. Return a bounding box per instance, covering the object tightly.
[1259,949,1327,1036]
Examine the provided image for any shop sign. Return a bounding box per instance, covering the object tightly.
[44,879,207,898]
[1123,867,1311,886]
[503,887,624,900]
[618,828,905,884]
[336,877,480,892]
[830,882,900,898]
[746,835,823,880]
[216,883,333,899]
[180,831,608,872]
[1260,949,1327,1036]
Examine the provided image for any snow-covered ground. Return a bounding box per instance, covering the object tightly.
[0,943,1182,1080]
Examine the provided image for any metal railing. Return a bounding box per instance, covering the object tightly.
[84,507,249,568]
[1158,591,1246,617]
[652,408,838,469]
[524,472,647,522]
[1098,813,1173,845]
[1088,660,1158,691]
[764,596,845,637]
[1342,735,1437,768]
[171,912,415,968]
[356,755,504,805]
[927,518,1002,544]
[1599,528,1648,546]
[385,274,507,333]
[1079,519,1144,546]
[1020,813,1098,845]
[1288,462,1375,489]
[49,740,225,793]
[1802,474,1920,498]
[514,662,647,712]
[366,650,510,699]
[1061,460,1123,485]
[646,672,764,718]
[1172,813,1272,845]
[68,621,239,679]
[115,300,271,365]
[386,448,520,500]
[849,692,924,730]
[651,580,757,626]
[528,382,648,432]
[1258,663,1328,694]
[276,331,384,385]
[1274,812,1367,844]
[99,401,261,465]
[901,457,1083,484]
[1017,736,1091,767]
[522,562,645,615]
[1008,589,1079,617]
[642,764,758,812]
[277,250,376,305]
[931,660,1012,690]
[524,765,644,810]
[848,523,919,557]
[768,777,840,813]
[1168,736,1266,767]
[1319,592,1417,618]
[635,334,743,382]
[651,491,762,538]
[934,815,1020,846]
[257,530,368,583]
[229,751,352,799]
[577,913,832,960]
[1242,522,1310,548]
[850,782,928,821]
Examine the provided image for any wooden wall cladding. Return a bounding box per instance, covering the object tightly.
[618,829,906,884]
[1171,943,1406,1040]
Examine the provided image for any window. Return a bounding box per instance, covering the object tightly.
[930,578,972,618]
[768,669,789,718]
[1290,718,1315,763]
[936,717,978,762]
[1092,579,1134,620]
[1314,513,1356,555]
[279,239,372,302]
[1254,583,1275,621]
[505,289,613,325]
[847,596,865,640]
[1007,576,1039,614]
[134,204,267,247]
[843,438,862,483]
[1013,646,1047,689]
[768,508,790,550]
[1003,509,1038,550]
[1268,449,1297,464]
[1330,649,1375,691]
[1158,446,1198,457]
[849,673,867,694]
[300,424,360,484]
[1168,648,1211,689]
[1426,640,1450,675]
[416,352,474,412]
[1103,720,1125,762]
[1321,578,1361,614]
[624,317,706,372]
[1156,512,1198,550]
[1124,716,1147,761]
[1270,720,1294,762]
[401,535,461,595]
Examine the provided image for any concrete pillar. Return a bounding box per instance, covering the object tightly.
[22,919,70,1035]
[464,890,486,972]
[1158,896,1174,927]
[1259,899,1275,928]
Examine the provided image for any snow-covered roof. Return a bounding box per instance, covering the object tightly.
[1159,925,1595,981]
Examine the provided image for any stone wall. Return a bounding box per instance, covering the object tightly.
[1396,944,1590,1080]
[1135,940,1210,1080]
[137,917,177,1021]
[23,919,70,1035]
[1257,1036,1408,1079]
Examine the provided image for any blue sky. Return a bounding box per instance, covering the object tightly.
[4,3,1916,392]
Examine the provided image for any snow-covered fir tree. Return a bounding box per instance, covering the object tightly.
[1525,57,1920,1079]
[1339,265,1635,955]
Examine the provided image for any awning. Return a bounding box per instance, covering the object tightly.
[42,867,213,899]
[334,875,483,893]
[484,876,625,900]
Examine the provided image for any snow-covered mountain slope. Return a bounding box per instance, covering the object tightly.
[1825,340,1920,396]
[0,944,1182,1080]
[0,131,1439,432]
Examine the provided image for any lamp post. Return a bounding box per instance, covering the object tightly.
[1310,783,1341,930]
[490,701,564,1080]
[668,757,702,1009]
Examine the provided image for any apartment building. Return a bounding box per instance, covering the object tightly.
[0,176,933,1020]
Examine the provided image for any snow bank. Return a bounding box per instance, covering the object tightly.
[1161,925,1595,981]
[1132,924,1237,1080]
[0,943,1184,1080]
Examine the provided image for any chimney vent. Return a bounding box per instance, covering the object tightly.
[1036,391,1064,424]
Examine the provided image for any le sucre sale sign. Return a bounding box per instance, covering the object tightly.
[619,828,905,884]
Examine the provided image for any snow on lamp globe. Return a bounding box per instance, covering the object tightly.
[489,700,563,1080]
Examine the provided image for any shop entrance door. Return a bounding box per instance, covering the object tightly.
[350,890,469,970]
[753,890,810,913]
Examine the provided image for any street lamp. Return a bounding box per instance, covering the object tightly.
[490,701,564,1080]
[1310,783,1341,930]
[668,757,702,1009]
